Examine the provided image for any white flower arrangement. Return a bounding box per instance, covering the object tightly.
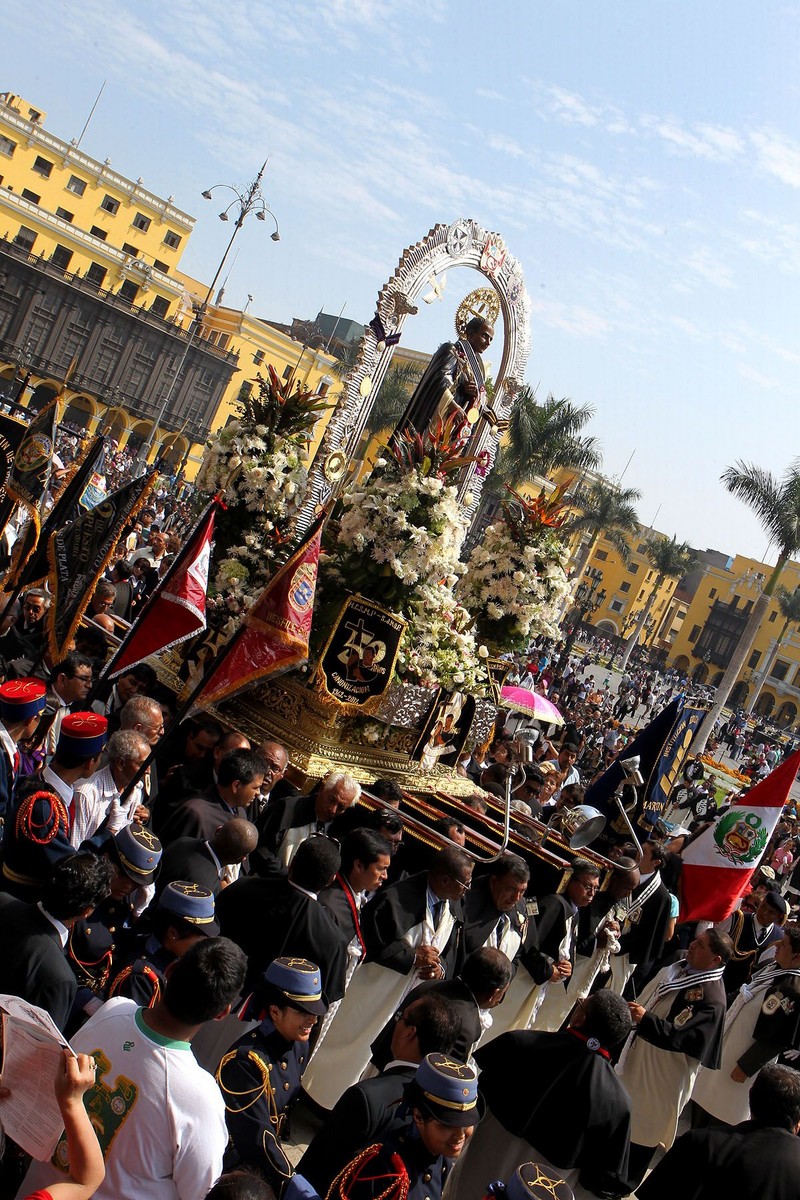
[458,492,571,655]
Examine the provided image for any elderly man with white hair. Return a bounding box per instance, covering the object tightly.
[70,729,152,846]
[252,769,362,876]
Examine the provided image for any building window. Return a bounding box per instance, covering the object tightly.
[163,230,182,249]
[32,155,53,178]
[132,212,151,232]
[317,382,330,397]
[153,258,168,273]
[769,610,777,623]
[282,365,292,380]
[217,333,230,350]
[709,588,717,598]
[89,225,108,241]
[150,296,170,318]
[85,262,107,288]
[14,225,37,251]
[118,280,139,303]
[795,667,800,689]
[636,543,648,554]
[627,563,639,574]
[609,599,625,613]
[101,194,120,215]
[50,245,73,272]
[771,659,790,682]
[55,207,74,222]
[253,349,265,365]
[748,649,761,669]
[619,581,631,593]
[688,624,701,643]
[66,175,86,196]
[21,188,41,204]
[743,599,754,614]
[594,549,608,561]
[0,135,16,157]
[122,243,140,258]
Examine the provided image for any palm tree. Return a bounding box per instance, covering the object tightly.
[467,389,601,551]
[364,362,421,435]
[745,585,800,715]
[693,459,800,754]
[483,389,601,500]
[566,478,642,577]
[618,535,698,671]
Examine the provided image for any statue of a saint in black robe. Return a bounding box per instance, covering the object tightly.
[393,317,494,441]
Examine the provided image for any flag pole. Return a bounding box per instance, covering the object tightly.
[84,495,221,706]
[116,511,326,808]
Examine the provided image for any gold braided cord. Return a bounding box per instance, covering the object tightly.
[217,1049,280,1125]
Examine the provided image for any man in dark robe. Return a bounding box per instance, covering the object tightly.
[640,1063,800,1200]
[215,835,348,1001]
[445,990,634,1200]
[393,317,493,441]
[159,749,265,844]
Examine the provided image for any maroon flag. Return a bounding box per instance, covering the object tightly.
[109,503,216,677]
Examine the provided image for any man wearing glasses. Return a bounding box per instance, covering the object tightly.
[301,846,473,1112]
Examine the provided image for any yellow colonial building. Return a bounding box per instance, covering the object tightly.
[667,552,800,727]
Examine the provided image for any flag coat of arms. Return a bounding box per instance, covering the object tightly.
[679,748,800,922]
[109,505,216,676]
[194,517,323,710]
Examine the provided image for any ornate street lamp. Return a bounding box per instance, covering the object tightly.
[137,160,279,467]
[557,567,607,672]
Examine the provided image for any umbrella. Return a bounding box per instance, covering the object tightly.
[499,685,565,727]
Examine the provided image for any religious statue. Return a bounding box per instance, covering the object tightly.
[393,315,494,442]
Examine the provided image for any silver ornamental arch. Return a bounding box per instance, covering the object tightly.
[295,218,532,534]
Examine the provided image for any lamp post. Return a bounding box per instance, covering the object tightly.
[136,160,280,468]
[609,609,639,668]
[557,566,607,673]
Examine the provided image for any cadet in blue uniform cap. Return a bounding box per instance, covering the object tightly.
[66,823,163,1032]
[108,879,218,1008]
[2,710,107,900]
[0,677,46,823]
[326,1053,479,1200]
[217,957,328,1191]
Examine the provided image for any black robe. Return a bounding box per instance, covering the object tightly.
[620,874,672,965]
[474,1029,632,1197]
[155,836,224,896]
[368,977,482,1071]
[361,871,464,979]
[159,786,245,844]
[394,340,472,438]
[216,874,349,1000]
[638,1121,800,1200]
[252,792,320,877]
[462,875,539,968]
[0,895,77,1031]
[297,1063,416,1196]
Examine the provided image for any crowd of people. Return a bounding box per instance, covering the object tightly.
[0,494,796,1200]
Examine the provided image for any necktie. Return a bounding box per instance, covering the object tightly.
[12,750,20,777]
[494,913,510,947]
[432,899,446,928]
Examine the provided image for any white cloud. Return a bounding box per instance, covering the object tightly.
[750,128,800,187]
[641,115,745,162]
[683,248,736,289]
[736,363,784,391]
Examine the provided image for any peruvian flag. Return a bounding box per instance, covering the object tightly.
[679,748,800,922]
[193,515,323,710]
[109,504,216,677]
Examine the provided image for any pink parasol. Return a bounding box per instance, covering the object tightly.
[499,685,565,727]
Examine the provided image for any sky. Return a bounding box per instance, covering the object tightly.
[5,0,800,563]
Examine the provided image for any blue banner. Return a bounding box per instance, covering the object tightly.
[645,704,707,821]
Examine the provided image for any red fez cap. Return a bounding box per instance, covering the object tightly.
[57,712,108,759]
[0,678,47,721]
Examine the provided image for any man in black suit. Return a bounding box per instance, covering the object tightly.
[301,847,472,1111]
[155,817,258,896]
[253,770,361,876]
[0,852,111,1030]
[215,835,349,1001]
[159,750,266,844]
[319,828,392,948]
[640,1063,800,1200]
[297,990,460,1197]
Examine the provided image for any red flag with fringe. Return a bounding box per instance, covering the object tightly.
[193,516,323,710]
[109,503,216,676]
